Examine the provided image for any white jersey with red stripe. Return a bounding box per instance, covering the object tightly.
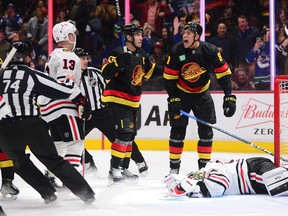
[39,47,83,122]
[202,159,257,197]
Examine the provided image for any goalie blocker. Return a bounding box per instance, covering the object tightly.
[262,167,288,196]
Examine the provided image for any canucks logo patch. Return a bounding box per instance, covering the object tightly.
[179,55,186,61]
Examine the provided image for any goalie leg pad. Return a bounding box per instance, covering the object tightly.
[262,167,288,196]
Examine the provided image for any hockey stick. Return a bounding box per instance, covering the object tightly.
[0,47,17,75]
[180,110,288,163]
[115,0,127,52]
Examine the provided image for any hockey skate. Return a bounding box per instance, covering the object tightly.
[84,159,99,177]
[0,205,7,216]
[198,159,210,169]
[44,171,63,190]
[0,179,19,201]
[136,161,148,176]
[121,169,139,182]
[169,168,180,175]
[108,168,125,185]
[44,193,57,204]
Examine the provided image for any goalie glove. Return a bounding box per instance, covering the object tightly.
[162,174,186,192]
[172,178,202,197]
[223,95,236,117]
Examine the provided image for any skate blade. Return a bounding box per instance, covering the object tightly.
[139,170,148,177]
[0,193,17,201]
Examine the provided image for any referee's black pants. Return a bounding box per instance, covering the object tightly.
[0,117,95,201]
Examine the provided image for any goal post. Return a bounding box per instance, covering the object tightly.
[274,75,288,167]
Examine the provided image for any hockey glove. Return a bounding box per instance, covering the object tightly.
[223,95,236,117]
[72,94,92,120]
[115,52,133,68]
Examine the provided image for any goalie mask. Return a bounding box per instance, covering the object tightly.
[53,21,78,50]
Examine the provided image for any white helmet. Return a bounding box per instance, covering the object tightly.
[53,21,78,47]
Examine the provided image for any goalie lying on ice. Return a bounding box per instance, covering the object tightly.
[162,157,288,198]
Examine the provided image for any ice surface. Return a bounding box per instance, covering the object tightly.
[1,150,288,216]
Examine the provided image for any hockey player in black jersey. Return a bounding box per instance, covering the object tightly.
[163,21,236,174]
[101,23,163,183]
[0,41,95,204]
[163,157,288,198]
[74,48,148,175]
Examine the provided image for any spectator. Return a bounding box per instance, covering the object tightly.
[209,22,235,69]
[246,26,271,90]
[234,15,261,77]
[0,3,23,38]
[131,0,160,32]
[143,22,159,54]
[95,0,117,47]
[55,9,67,24]
[27,6,48,57]
[232,67,255,90]
[277,26,288,75]
[155,0,173,38]
[160,26,175,57]
[0,29,10,61]
[87,8,103,55]
[67,0,90,49]
[35,54,47,72]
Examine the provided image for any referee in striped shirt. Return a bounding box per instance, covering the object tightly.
[75,48,148,175]
[0,41,95,204]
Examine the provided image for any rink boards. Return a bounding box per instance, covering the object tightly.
[85,91,275,153]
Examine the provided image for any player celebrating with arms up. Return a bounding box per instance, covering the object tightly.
[164,22,236,174]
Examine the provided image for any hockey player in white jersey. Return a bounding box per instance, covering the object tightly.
[39,21,91,186]
[163,157,288,198]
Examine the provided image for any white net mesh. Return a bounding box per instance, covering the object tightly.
[279,80,288,166]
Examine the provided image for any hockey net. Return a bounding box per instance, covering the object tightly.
[274,75,288,167]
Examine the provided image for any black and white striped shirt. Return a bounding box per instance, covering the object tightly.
[81,67,106,111]
[0,64,81,119]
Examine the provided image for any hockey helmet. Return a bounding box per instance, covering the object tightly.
[122,23,143,36]
[183,21,203,37]
[11,41,33,63]
[53,21,78,43]
[74,47,89,57]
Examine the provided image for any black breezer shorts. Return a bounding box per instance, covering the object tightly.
[180,90,216,125]
[49,115,85,142]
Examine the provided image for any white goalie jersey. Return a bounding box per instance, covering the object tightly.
[39,47,82,122]
[199,159,258,197]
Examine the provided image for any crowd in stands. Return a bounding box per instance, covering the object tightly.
[0,0,288,91]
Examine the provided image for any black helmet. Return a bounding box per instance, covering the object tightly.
[183,21,203,37]
[122,23,143,36]
[74,47,89,57]
[11,41,33,63]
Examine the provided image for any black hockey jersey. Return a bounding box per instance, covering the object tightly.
[101,47,157,109]
[164,41,232,95]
